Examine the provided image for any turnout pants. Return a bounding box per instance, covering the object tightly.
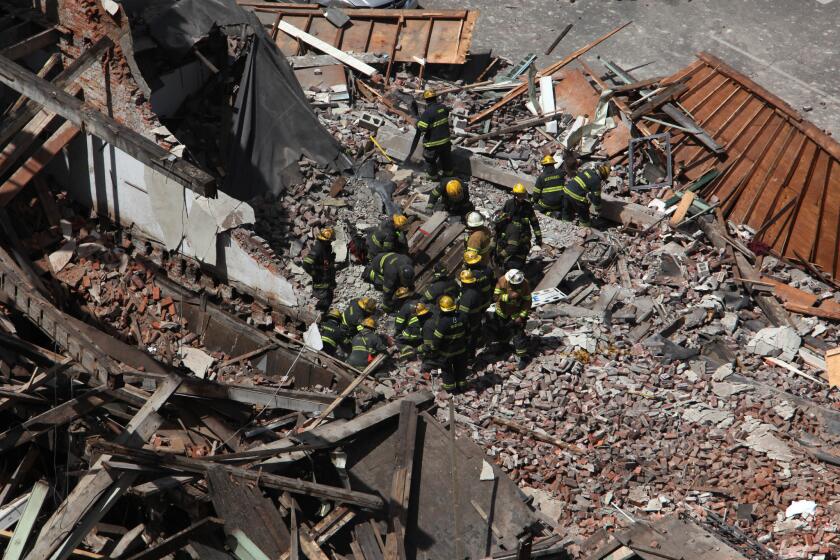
[562,195,591,226]
[440,353,468,392]
[423,144,453,178]
[490,314,529,357]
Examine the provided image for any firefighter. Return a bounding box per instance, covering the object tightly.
[495,183,543,247]
[426,178,474,218]
[531,154,566,217]
[562,163,611,227]
[429,295,468,393]
[464,211,493,259]
[302,227,336,311]
[341,297,377,334]
[463,249,494,308]
[318,308,349,357]
[491,269,532,368]
[366,214,409,261]
[423,263,458,309]
[414,90,453,179]
[393,287,418,335]
[457,269,485,353]
[496,219,530,271]
[396,302,433,359]
[364,251,415,312]
[347,317,388,369]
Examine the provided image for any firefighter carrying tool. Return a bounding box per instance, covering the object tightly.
[302,227,336,311]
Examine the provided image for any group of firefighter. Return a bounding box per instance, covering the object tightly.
[300,88,612,393]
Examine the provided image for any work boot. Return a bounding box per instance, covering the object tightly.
[517,356,531,370]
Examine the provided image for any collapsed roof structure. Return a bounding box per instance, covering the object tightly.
[0,0,837,559]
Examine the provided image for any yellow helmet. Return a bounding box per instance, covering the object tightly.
[415,302,430,316]
[317,227,334,241]
[445,179,462,198]
[598,163,612,178]
[392,214,408,229]
[361,317,377,329]
[358,297,377,313]
[327,308,341,320]
[438,295,456,312]
[459,269,476,284]
[512,183,527,196]
[422,89,436,100]
[541,154,556,166]
[463,249,482,265]
[394,287,412,299]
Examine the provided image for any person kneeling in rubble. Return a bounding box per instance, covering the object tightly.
[426,178,474,219]
[319,308,349,357]
[366,214,409,262]
[395,301,434,360]
[363,251,415,312]
[347,317,388,369]
[490,269,533,369]
[561,163,611,227]
[531,154,567,218]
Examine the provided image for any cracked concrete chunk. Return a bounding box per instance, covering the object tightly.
[179,346,214,378]
[746,326,801,361]
[712,381,753,398]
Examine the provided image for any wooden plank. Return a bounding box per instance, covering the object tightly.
[303,354,386,432]
[110,524,146,559]
[759,276,819,307]
[629,83,689,120]
[0,446,38,507]
[827,347,840,388]
[668,191,696,227]
[4,52,60,116]
[0,53,216,196]
[384,401,418,559]
[0,35,112,150]
[125,518,223,560]
[0,28,58,60]
[535,244,584,291]
[26,376,181,560]
[0,120,79,206]
[784,302,840,321]
[277,20,378,77]
[468,21,632,124]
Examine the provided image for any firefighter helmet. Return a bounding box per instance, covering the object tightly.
[512,183,527,196]
[541,154,556,166]
[317,227,334,241]
[395,287,412,299]
[598,163,612,178]
[358,297,377,313]
[422,89,437,100]
[327,308,341,320]
[361,317,377,329]
[392,214,408,229]
[466,211,485,228]
[463,249,482,265]
[439,295,457,312]
[505,269,525,285]
[459,269,476,284]
[445,179,463,198]
[415,302,430,316]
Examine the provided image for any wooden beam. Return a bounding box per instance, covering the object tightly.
[0,446,38,507]
[384,401,418,560]
[468,22,631,124]
[0,28,58,60]
[123,518,223,560]
[25,376,181,560]
[534,244,584,291]
[276,20,378,77]
[0,120,79,207]
[0,387,113,453]
[1,480,49,560]
[0,36,112,150]
[4,52,60,116]
[629,83,689,120]
[101,443,385,510]
[0,54,216,196]
[302,354,385,432]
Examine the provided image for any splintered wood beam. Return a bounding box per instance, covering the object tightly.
[25,376,181,560]
[1,480,49,560]
[0,28,58,60]
[0,120,79,207]
[0,35,112,150]
[384,401,418,560]
[123,518,223,560]
[0,53,216,197]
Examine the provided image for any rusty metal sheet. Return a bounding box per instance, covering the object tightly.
[552,67,599,118]
[239,3,478,65]
[647,53,840,282]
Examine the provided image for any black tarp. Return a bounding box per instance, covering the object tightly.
[148,0,352,200]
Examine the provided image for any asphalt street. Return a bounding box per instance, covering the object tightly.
[423,0,840,137]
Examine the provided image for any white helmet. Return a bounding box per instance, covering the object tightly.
[466,211,485,228]
[505,269,525,285]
